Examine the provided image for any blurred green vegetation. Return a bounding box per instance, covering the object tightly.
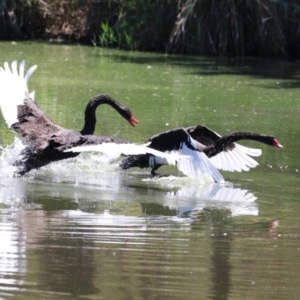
[1,0,300,58]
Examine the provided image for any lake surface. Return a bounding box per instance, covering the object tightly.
[0,41,300,299]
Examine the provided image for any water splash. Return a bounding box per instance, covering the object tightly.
[0,137,120,182]
[0,137,25,177]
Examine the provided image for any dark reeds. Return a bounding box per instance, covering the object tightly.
[0,0,299,58]
[168,0,300,57]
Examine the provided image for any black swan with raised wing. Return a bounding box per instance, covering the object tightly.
[118,125,283,176]
[65,121,283,183]
[0,60,139,175]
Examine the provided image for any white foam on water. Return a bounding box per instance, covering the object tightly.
[0,137,121,183]
[0,137,25,177]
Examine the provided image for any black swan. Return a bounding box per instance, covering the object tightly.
[117,125,283,177]
[0,60,140,175]
[66,126,226,183]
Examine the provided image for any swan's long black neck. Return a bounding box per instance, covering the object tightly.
[204,132,274,158]
[80,95,126,135]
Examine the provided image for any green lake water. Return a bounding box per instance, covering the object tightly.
[0,41,299,299]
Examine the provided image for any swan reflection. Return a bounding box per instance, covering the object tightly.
[0,170,261,293]
[166,182,258,217]
[0,172,258,219]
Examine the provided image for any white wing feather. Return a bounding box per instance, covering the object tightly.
[192,127,262,172]
[0,60,37,128]
[65,141,225,182]
[64,143,178,166]
[175,137,225,183]
[209,142,261,172]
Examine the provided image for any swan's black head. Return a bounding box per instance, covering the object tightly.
[247,135,283,149]
[259,135,283,148]
[271,138,283,148]
[90,94,139,126]
[120,107,139,127]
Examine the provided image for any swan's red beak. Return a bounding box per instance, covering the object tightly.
[273,138,283,148]
[129,115,139,127]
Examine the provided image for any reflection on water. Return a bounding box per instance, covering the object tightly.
[0,214,26,288]
[0,194,276,299]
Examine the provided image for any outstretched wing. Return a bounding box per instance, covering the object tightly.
[64,142,178,166]
[11,92,63,142]
[116,128,224,182]
[187,125,262,172]
[0,60,62,142]
[0,60,37,128]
